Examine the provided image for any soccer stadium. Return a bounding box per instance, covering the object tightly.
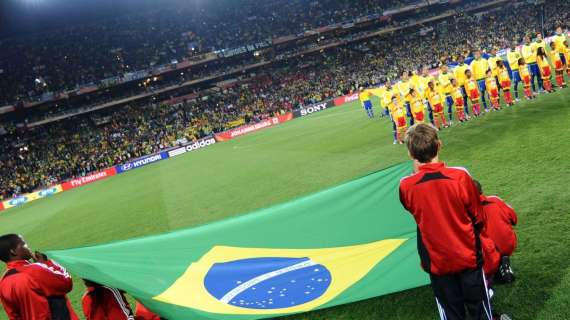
[0,0,569,319]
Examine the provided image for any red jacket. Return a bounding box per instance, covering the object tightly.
[0,260,78,320]
[399,163,486,275]
[482,195,518,256]
[135,302,161,320]
[82,285,134,320]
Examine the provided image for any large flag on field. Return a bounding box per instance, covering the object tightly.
[47,162,429,320]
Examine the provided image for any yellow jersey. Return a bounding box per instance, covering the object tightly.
[532,41,546,56]
[537,55,550,69]
[396,80,412,102]
[521,44,536,64]
[487,56,502,77]
[419,75,435,97]
[410,96,425,122]
[438,72,453,95]
[410,73,423,92]
[454,63,470,86]
[359,90,371,102]
[519,65,530,79]
[425,87,443,107]
[470,58,489,80]
[393,107,407,128]
[552,34,566,51]
[485,77,498,93]
[451,85,463,102]
[551,49,564,69]
[507,50,522,71]
[498,67,511,84]
[382,88,398,114]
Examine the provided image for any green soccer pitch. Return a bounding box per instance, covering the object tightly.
[1,89,569,320]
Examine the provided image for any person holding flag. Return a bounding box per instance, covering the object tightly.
[485,70,501,110]
[521,35,541,93]
[454,55,471,117]
[451,78,467,122]
[497,60,514,106]
[399,124,511,320]
[359,89,374,118]
[438,64,455,124]
[470,49,490,112]
[0,234,79,320]
[82,280,135,320]
[536,47,554,93]
[550,42,567,88]
[507,42,523,101]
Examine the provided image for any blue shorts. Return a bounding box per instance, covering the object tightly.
[528,63,539,77]
[477,79,486,93]
[363,100,373,110]
[561,53,567,66]
[511,70,521,83]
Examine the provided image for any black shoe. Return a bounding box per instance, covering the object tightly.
[499,256,515,283]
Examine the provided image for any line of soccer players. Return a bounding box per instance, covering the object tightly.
[359,27,570,144]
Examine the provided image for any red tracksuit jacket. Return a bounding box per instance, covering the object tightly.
[400,163,488,276]
[135,302,161,320]
[0,260,78,320]
[82,285,134,320]
[482,195,518,256]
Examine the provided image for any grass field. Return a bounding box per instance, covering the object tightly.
[1,88,570,320]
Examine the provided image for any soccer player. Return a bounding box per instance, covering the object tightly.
[474,181,517,284]
[438,64,454,124]
[487,48,502,91]
[550,42,567,88]
[392,97,408,144]
[465,69,482,116]
[518,58,534,99]
[564,40,570,78]
[397,71,414,126]
[0,234,79,320]
[82,280,135,320]
[409,88,426,124]
[497,61,514,106]
[359,89,374,118]
[451,78,467,122]
[454,55,471,115]
[507,42,523,101]
[552,26,567,66]
[383,81,399,144]
[485,70,500,110]
[521,35,541,93]
[536,47,554,93]
[426,80,447,129]
[420,66,437,124]
[399,124,510,320]
[470,49,490,112]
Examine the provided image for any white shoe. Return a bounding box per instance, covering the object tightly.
[393,140,398,145]
[515,98,520,102]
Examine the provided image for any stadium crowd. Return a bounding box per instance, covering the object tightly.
[0,0,419,106]
[1,0,570,200]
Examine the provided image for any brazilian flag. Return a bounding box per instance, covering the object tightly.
[47,162,429,319]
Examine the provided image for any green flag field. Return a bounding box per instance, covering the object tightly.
[1,88,570,319]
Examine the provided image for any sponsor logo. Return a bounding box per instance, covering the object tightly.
[168,138,216,158]
[38,187,58,197]
[70,171,109,187]
[300,102,328,117]
[116,152,168,173]
[229,119,275,138]
[8,197,28,206]
[344,93,360,103]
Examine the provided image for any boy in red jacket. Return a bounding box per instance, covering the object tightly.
[0,234,78,320]
[474,181,518,283]
[399,124,510,320]
[82,280,135,320]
